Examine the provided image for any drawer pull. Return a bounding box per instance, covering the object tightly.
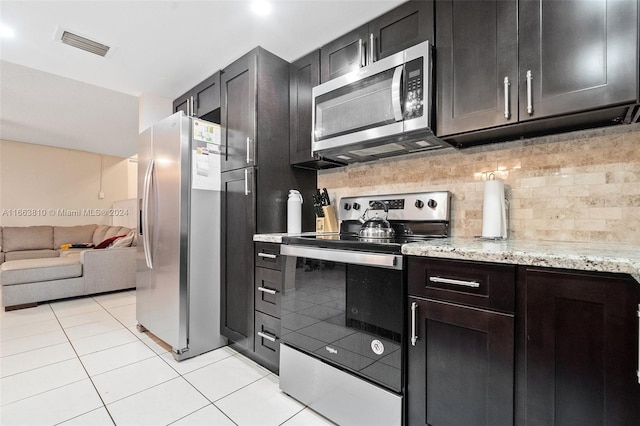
[258,331,277,342]
[257,252,277,259]
[258,286,277,295]
[430,276,480,288]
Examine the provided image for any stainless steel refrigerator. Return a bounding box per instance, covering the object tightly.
[136,111,226,360]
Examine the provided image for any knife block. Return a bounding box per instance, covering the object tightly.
[316,206,339,233]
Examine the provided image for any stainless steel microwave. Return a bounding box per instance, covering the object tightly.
[312,40,451,164]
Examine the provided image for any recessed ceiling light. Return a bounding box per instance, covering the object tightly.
[0,23,15,38]
[251,1,271,16]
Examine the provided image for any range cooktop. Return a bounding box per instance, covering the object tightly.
[284,191,452,254]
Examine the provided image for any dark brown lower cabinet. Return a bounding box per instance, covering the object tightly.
[254,311,280,372]
[407,297,514,426]
[220,169,255,351]
[252,243,284,373]
[517,267,640,426]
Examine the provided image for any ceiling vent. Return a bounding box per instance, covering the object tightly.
[55,28,111,57]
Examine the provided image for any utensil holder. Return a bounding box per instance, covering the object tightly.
[322,206,339,232]
[316,206,339,233]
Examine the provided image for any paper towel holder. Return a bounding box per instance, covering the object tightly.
[479,176,509,240]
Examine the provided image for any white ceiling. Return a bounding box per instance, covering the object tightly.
[0,0,403,158]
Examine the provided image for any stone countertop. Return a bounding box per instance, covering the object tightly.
[253,232,320,244]
[402,238,640,283]
[253,233,640,283]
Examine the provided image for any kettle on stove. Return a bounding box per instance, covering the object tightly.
[358,200,396,239]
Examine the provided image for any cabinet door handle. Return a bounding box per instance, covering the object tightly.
[369,33,376,64]
[410,301,418,346]
[257,252,277,259]
[258,286,277,295]
[526,70,533,115]
[429,276,480,288]
[358,38,365,68]
[246,137,252,164]
[258,331,277,342]
[637,304,639,384]
[244,168,252,195]
[186,98,190,116]
[504,76,511,119]
[190,96,196,117]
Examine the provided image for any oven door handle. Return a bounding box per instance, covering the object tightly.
[280,245,403,270]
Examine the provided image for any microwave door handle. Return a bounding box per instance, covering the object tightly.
[391,65,403,122]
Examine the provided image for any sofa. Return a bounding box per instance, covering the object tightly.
[0,224,136,310]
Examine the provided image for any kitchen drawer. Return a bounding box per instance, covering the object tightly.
[408,257,515,313]
[254,311,280,369]
[255,242,284,271]
[255,267,282,318]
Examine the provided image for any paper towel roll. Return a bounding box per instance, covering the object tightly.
[482,179,507,239]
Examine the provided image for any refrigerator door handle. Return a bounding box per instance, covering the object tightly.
[142,159,154,269]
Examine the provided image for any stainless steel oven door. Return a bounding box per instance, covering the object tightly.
[279,245,404,393]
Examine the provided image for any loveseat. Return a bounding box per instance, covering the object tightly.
[0,224,136,310]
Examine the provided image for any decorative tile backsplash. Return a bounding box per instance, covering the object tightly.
[318,124,640,243]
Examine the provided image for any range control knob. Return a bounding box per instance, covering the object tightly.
[414,199,425,209]
[343,202,351,211]
[353,202,361,211]
[427,199,438,209]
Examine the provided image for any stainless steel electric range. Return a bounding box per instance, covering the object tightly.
[279,191,451,426]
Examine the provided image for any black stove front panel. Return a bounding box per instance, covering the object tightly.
[280,256,404,393]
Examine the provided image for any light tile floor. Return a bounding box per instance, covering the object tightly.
[0,290,335,425]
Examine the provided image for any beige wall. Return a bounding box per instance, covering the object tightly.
[0,140,129,227]
[138,93,172,133]
[127,157,138,199]
[318,124,640,244]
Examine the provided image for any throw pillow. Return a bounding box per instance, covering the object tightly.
[95,235,125,249]
[60,243,94,250]
[109,230,135,248]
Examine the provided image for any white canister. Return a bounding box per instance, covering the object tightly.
[287,190,303,234]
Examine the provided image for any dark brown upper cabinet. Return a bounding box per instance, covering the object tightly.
[173,72,221,120]
[437,0,638,145]
[518,0,638,121]
[220,51,257,172]
[289,50,320,166]
[320,24,369,83]
[369,0,434,61]
[320,0,434,83]
[436,0,518,137]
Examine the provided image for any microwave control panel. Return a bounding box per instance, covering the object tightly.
[404,58,424,120]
